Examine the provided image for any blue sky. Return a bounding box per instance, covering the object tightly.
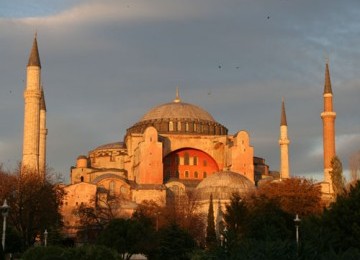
[0,1,83,18]
[0,0,359,182]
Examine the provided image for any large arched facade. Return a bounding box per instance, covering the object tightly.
[163,148,219,182]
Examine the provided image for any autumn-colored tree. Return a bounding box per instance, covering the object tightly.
[133,192,205,245]
[330,156,345,196]
[74,191,127,243]
[256,178,323,216]
[0,165,64,249]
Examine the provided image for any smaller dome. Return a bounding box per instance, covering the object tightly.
[196,171,254,200]
[92,142,125,151]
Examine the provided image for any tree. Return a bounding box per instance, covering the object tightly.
[256,178,323,216]
[74,191,126,243]
[97,218,155,260]
[134,195,205,245]
[205,194,217,249]
[223,193,248,235]
[0,165,64,249]
[330,156,345,196]
[301,181,360,256]
[153,224,196,260]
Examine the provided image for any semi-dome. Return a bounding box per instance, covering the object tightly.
[195,171,255,200]
[92,142,125,151]
[126,91,228,136]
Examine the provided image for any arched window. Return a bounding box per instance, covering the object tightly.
[169,121,174,131]
[185,171,189,178]
[203,172,207,178]
[80,176,84,182]
[185,122,189,132]
[194,171,198,178]
[193,156,198,166]
[177,121,181,131]
[184,152,189,165]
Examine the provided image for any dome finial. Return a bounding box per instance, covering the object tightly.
[173,86,181,103]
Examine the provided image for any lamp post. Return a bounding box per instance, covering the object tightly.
[294,214,301,251]
[1,199,10,251]
[44,229,48,247]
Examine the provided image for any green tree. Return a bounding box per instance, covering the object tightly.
[330,156,345,196]
[223,193,248,236]
[301,181,360,256]
[206,194,217,249]
[153,224,196,260]
[97,218,154,260]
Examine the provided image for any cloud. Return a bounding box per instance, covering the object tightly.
[0,0,359,182]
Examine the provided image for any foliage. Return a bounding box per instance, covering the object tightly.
[22,245,117,260]
[256,178,323,216]
[301,181,360,256]
[22,246,65,260]
[4,226,22,254]
[134,196,205,245]
[330,156,345,196]
[0,166,64,250]
[73,191,126,243]
[152,223,196,260]
[223,193,248,237]
[206,194,217,249]
[63,245,117,260]
[97,218,155,260]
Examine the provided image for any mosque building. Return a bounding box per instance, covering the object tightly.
[21,36,336,238]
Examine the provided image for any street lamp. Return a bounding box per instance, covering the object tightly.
[1,199,10,251]
[44,229,48,247]
[294,214,301,250]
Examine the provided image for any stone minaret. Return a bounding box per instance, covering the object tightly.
[39,87,47,176]
[279,98,290,179]
[321,61,336,187]
[22,35,42,174]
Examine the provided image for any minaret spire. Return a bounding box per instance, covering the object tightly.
[321,61,336,193]
[324,61,332,94]
[27,34,41,68]
[279,98,290,179]
[280,97,287,126]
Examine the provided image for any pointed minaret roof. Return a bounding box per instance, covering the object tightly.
[324,61,332,94]
[173,87,181,103]
[27,34,41,68]
[280,97,287,126]
[40,87,46,111]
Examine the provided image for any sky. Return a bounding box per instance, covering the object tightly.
[0,0,359,182]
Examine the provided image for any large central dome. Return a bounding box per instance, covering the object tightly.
[126,91,228,136]
[140,101,216,122]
